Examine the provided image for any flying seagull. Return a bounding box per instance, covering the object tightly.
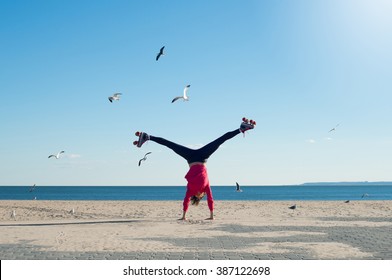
[48,151,65,159]
[138,152,152,166]
[172,85,190,103]
[236,182,242,192]
[108,93,122,103]
[156,46,165,61]
[288,204,297,210]
[328,123,340,133]
[361,193,369,199]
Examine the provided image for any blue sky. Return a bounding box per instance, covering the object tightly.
[1,0,391,186]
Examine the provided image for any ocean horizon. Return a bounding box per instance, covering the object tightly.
[1,184,392,201]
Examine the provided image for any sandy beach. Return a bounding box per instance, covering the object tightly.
[1,200,391,260]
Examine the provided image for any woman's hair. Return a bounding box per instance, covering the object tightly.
[190,195,201,206]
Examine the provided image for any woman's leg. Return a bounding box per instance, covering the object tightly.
[150,135,195,162]
[196,129,240,161]
[135,117,255,163]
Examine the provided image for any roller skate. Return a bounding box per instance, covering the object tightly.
[240,117,256,134]
[133,131,150,148]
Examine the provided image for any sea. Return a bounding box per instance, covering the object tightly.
[1,184,392,201]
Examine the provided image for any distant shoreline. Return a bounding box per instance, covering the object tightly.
[301,181,392,186]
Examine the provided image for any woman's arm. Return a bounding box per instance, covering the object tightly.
[179,191,191,220]
[179,210,187,220]
[205,185,214,219]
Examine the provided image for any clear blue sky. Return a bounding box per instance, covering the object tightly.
[1,0,391,186]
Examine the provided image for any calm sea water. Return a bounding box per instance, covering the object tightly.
[1,185,392,201]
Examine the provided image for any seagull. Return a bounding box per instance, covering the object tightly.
[48,151,65,159]
[172,85,190,103]
[328,123,340,133]
[108,93,122,103]
[138,152,152,166]
[288,204,296,210]
[361,193,369,199]
[344,200,350,203]
[156,46,165,61]
[236,182,242,192]
[29,184,36,192]
[11,210,16,220]
[70,208,75,215]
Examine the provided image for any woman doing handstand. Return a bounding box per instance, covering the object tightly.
[133,117,256,220]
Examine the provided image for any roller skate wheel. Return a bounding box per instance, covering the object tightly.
[133,141,138,146]
[242,117,246,122]
[135,131,140,136]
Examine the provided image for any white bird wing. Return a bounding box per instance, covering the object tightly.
[113,93,122,98]
[183,85,190,98]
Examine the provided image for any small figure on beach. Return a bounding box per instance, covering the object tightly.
[236,182,242,192]
[289,204,296,210]
[11,210,16,220]
[133,117,256,220]
[29,184,36,192]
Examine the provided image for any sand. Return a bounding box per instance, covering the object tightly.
[1,200,391,260]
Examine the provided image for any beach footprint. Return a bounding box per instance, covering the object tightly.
[56,231,67,244]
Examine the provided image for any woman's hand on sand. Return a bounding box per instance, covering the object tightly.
[206,211,214,220]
